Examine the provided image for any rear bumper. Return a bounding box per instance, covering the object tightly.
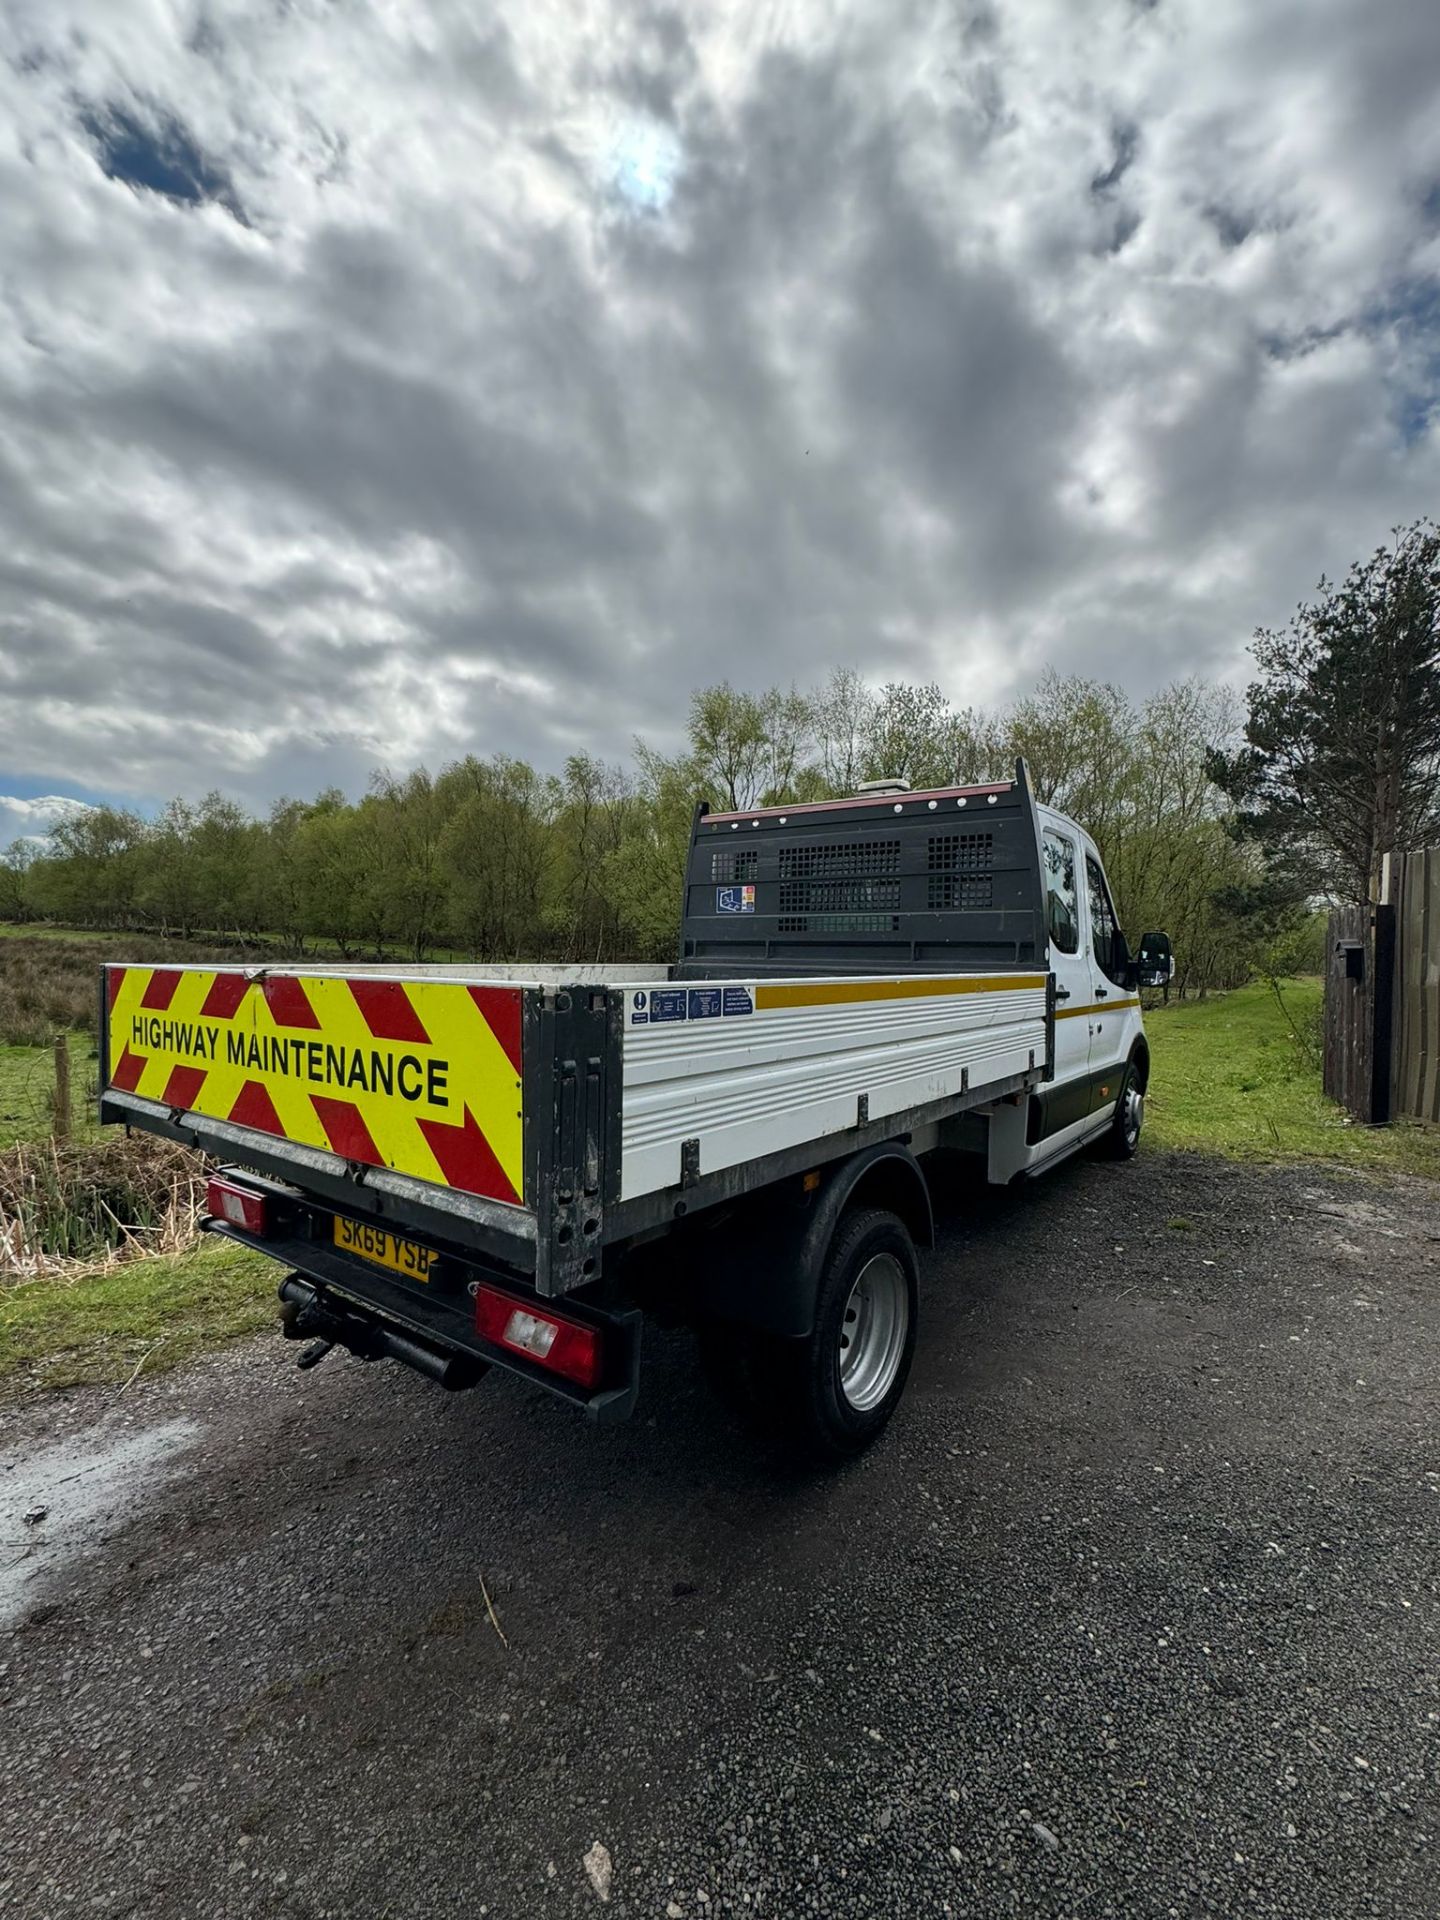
[204,1218,642,1423]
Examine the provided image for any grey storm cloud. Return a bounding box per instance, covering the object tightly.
[1,0,1439,820]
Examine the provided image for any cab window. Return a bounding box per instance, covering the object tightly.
[1084,853,1126,986]
[1043,829,1079,954]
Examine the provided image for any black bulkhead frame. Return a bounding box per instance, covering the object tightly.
[675,760,1049,978]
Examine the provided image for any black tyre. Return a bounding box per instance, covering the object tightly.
[1102,1057,1145,1160]
[775,1208,919,1461]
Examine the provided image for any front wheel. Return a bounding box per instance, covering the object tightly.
[1102,1058,1144,1160]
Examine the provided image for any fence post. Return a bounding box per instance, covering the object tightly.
[1394,844,1440,1124]
[1370,902,1396,1125]
[52,1033,71,1143]
[1323,903,1372,1118]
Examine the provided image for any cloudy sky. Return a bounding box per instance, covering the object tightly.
[2,0,1438,846]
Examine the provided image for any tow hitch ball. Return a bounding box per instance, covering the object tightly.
[278,1284,363,1371]
[276,1273,485,1391]
[279,1301,337,1370]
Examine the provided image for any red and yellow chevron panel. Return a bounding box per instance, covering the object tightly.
[103,967,525,1208]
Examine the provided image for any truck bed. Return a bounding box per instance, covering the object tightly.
[100,960,1050,1293]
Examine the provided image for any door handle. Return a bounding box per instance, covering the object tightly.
[1055,987,1072,1001]
[1094,987,1109,998]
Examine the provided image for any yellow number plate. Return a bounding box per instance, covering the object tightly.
[333,1215,437,1283]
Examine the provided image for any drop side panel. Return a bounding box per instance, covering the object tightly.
[619,973,1048,1199]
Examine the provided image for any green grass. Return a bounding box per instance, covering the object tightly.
[0,1240,276,1392]
[1145,976,1440,1176]
[0,1036,101,1148]
[0,921,135,942]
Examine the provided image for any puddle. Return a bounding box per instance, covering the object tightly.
[1,1418,198,1628]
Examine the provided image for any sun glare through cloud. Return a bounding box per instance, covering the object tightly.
[605,114,682,213]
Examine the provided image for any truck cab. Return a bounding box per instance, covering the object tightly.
[992,803,1151,1179]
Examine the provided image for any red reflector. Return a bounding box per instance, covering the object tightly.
[473,1286,602,1391]
[205,1177,269,1236]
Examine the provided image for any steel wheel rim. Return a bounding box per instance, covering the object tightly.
[838,1252,909,1412]
[1123,1080,1143,1146]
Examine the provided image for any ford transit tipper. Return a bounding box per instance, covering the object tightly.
[99,763,1170,1458]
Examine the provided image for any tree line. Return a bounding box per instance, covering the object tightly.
[8,519,1434,995]
[1,668,1311,995]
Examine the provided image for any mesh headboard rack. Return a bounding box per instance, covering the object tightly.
[675,761,1048,978]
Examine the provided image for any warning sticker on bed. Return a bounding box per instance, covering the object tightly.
[650,989,688,1023]
[688,988,722,1020]
[722,987,754,1017]
[716,884,755,913]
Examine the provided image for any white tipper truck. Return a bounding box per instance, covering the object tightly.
[99,763,1171,1458]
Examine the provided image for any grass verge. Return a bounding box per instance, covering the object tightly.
[0,1239,275,1392]
[2,1133,207,1273]
[0,1036,100,1149]
[0,922,137,942]
[1145,976,1440,1176]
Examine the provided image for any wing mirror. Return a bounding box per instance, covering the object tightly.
[1132,930,1173,990]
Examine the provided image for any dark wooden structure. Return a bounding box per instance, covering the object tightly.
[1324,844,1439,1126]
[1324,902,1390,1123]
[1391,845,1440,1124]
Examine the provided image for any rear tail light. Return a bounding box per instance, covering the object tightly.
[206,1176,270,1235]
[473,1286,603,1390]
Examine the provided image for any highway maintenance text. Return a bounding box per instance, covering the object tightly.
[126,1014,450,1106]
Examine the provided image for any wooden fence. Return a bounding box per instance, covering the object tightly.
[1324,902,1382,1121]
[1392,845,1440,1123]
[1324,844,1439,1126]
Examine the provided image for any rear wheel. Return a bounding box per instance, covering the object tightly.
[795,1207,917,1457]
[701,1209,918,1461]
[836,1237,911,1413]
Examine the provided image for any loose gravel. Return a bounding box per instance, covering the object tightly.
[1,1150,1437,1919]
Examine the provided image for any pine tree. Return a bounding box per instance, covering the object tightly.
[1211,521,1440,903]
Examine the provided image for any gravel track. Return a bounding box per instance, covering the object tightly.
[2,1149,1437,1920]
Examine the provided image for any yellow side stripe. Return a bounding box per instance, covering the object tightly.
[1056,998,1140,1020]
[756,973,1048,1011]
